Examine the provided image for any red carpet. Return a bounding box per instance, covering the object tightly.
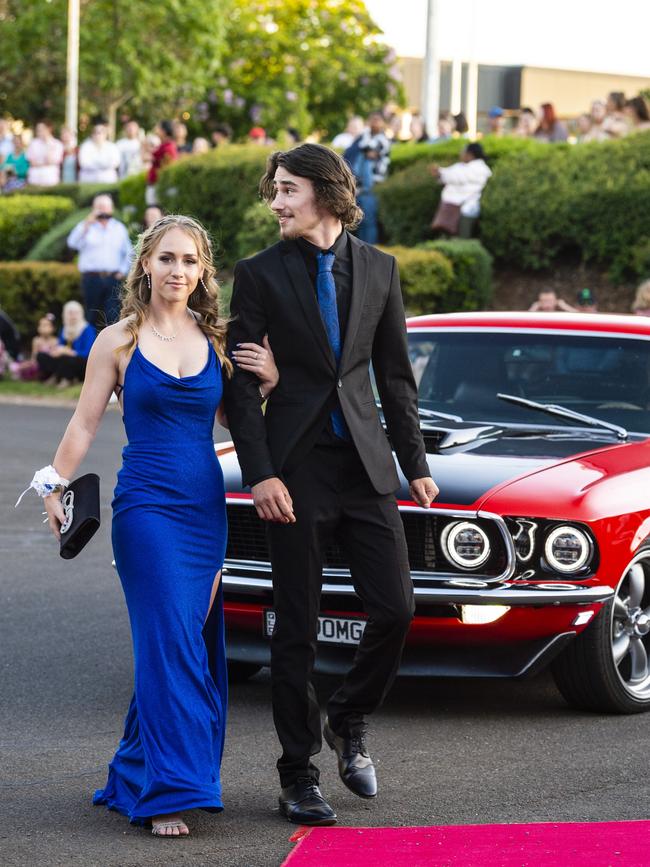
[282,821,650,866]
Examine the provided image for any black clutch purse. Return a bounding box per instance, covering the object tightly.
[59,473,101,560]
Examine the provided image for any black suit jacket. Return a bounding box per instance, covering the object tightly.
[223,233,429,495]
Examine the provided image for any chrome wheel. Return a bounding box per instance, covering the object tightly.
[611,554,650,700]
[552,548,650,713]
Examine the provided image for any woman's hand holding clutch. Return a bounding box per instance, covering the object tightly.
[43,491,66,541]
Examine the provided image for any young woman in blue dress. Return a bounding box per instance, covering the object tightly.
[39,215,278,837]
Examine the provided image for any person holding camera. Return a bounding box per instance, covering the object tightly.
[67,194,133,327]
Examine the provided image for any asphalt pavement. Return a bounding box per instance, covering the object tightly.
[2,402,650,867]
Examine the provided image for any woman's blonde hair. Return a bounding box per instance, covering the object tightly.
[62,300,88,343]
[118,214,232,375]
[633,279,650,313]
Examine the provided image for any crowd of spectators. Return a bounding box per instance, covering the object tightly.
[482,90,650,144]
[329,89,650,147]
[2,90,650,382]
[0,115,238,194]
[3,86,647,196]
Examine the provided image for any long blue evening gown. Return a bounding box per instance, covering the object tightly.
[93,340,228,824]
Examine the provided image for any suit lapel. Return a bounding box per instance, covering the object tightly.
[340,235,369,374]
[281,242,336,372]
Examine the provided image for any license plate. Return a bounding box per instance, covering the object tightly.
[263,610,367,646]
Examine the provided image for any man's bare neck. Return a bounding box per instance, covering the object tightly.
[300,221,344,251]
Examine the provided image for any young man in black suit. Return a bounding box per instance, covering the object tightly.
[225,144,438,826]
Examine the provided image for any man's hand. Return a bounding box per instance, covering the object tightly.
[409,476,439,508]
[251,477,296,523]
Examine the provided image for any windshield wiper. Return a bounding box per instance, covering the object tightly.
[417,407,464,423]
[497,393,628,440]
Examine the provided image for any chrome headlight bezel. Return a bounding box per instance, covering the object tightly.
[441,520,491,570]
[544,524,593,574]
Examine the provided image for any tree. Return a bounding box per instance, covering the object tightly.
[202,0,404,140]
[0,0,231,132]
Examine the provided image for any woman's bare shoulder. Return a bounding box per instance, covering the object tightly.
[90,318,136,354]
[95,317,135,344]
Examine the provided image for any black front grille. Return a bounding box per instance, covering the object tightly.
[225,504,507,577]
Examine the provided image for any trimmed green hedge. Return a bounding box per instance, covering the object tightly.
[10,182,120,207]
[0,196,76,260]
[375,161,437,246]
[380,246,453,314]
[24,207,90,262]
[0,262,80,336]
[631,237,650,279]
[388,134,552,173]
[377,137,568,247]
[481,131,650,280]
[157,146,271,266]
[118,172,148,224]
[417,239,493,310]
[232,201,279,262]
[379,242,492,314]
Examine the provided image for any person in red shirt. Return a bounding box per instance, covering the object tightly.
[146,120,178,204]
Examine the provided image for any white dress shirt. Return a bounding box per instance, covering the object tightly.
[67,218,133,275]
[78,139,120,183]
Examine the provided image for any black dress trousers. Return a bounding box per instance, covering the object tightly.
[268,443,415,787]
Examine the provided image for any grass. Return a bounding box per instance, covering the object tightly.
[0,379,82,401]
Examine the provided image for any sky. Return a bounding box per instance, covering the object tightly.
[364,0,650,78]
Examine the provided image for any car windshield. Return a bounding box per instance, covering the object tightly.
[405,329,650,434]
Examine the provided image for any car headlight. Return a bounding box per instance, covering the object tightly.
[544,525,592,573]
[441,521,491,569]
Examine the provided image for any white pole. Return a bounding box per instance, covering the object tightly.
[65,0,80,137]
[465,0,478,137]
[422,0,440,134]
[450,58,462,116]
[466,61,478,137]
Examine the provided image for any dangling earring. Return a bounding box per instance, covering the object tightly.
[145,272,151,292]
[200,276,208,293]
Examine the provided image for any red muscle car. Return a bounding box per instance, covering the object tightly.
[218,312,650,713]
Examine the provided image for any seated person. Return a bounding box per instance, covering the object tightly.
[37,301,96,388]
[11,313,58,380]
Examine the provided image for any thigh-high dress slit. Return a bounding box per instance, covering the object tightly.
[93,342,228,824]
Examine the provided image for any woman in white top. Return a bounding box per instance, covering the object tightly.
[26,121,64,187]
[430,142,492,237]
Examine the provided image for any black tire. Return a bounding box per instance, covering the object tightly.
[552,553,650,714]
[227,661,263,682]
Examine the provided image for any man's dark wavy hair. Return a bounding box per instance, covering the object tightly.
[259,143,363,230]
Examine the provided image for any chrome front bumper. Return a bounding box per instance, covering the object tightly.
[222,561,614,606]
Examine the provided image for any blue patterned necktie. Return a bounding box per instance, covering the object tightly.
[316,251,350,440]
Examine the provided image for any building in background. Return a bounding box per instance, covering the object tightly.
[398,57,650,131]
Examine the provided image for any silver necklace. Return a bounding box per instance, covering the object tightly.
[149,309,190,342]
[150,321,177,341]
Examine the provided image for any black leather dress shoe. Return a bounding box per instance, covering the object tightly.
[279,777,337,826]
[323,717,377,799]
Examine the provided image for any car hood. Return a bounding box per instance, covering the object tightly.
[220,429,631,510]
[394,430,632,508]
